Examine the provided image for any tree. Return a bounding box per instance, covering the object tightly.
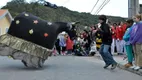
[11,0,26,4]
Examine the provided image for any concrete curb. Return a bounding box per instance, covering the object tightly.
[94,55,142,76]
[117,64,142,76]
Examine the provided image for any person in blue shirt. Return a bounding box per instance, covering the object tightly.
[123,19,134,68]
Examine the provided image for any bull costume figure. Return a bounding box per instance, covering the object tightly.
[0,12,75,68]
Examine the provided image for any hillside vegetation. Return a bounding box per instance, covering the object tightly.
[2,0,126,28]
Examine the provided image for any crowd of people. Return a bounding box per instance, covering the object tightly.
[52,14,142,71]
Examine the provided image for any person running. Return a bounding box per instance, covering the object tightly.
[98,15,117,70]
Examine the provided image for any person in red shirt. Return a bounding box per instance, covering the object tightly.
[116,22,126,55]
[82,30,88,39]
[111,23,117,54]
[122,22,127,54]
[121,22,127,55]
[66,35,74,55]
[122,23,127,34]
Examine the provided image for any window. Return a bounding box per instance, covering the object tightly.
[5,28,9,33]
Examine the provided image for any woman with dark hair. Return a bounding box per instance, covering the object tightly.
[116,21,126,55]
[111,23,117,55]
[123,19,134,68]
[90,25,97,42]
[83,30,91,55]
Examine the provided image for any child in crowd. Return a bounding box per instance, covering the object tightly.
[123,19,134,68]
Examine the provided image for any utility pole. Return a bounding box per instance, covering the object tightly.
[140,4,142,13]
[128,0,140,18]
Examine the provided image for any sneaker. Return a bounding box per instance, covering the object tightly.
[124,63,133,68]
[103,64,111,69]
[111,63,117,70]
[134,66,140,71]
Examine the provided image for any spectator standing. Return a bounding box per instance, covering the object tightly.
[129,14,142,70]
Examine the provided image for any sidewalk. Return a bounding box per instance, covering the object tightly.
[94,53,142,76]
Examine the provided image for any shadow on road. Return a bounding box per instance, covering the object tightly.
[0,64,51,72]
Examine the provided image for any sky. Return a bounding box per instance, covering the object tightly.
[0,0,142,17]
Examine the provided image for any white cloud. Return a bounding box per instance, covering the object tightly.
[0,0,12,8]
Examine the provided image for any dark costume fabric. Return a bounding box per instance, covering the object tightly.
[8,12,59,49]
[0,12,73,68]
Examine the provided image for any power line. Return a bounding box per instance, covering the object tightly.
[95,0,108,15]
[94,0,107,14]
[90,0,100,13]
[94,0,110,15]
[95,0,110,15]
[97,0,110,15]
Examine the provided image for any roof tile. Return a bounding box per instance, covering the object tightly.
[0,9,8,16]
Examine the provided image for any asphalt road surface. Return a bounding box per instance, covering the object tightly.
[0,56,141,80]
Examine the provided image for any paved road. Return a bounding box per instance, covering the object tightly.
[0,56,141,80]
